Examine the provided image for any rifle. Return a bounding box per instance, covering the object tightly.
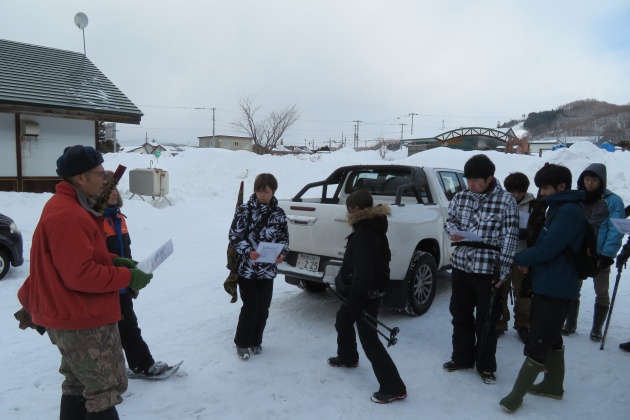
[520,192,548,298]
[92,164,127,214]
[478,258,501,364]
[224,181,245,303]
[326,283,399,347]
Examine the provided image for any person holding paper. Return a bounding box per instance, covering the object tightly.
[102,171,169,378]
[16,146,152,419]
[562,163,625,341]
[442,154,519,384]
[497,172,535,342]
[229,173,289,360]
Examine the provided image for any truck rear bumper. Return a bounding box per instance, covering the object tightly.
[279,259,342,285]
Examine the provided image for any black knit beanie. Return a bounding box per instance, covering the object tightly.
[56,145,104,177]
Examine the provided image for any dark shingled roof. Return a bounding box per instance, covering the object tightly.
[0,39,143,124]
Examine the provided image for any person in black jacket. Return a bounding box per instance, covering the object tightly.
[327,189,407,404]
[103,171,168,377]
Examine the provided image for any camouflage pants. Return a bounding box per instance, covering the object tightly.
[47,322,128,413]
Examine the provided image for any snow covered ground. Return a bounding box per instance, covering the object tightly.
[1,144,629,419]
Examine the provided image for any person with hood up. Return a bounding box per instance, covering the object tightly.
[561,163,625,341]
[327,189,407,404]
[17,145,153,420]
[228,173,289,360]
[102,171,169,378]
[443,154,519,384]
[500,164,585,413]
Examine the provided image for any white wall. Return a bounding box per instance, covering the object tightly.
[0,113,17,176]
[20,116,94,176]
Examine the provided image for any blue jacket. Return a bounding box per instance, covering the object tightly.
[514,190,585,300]
[576,163,625,258]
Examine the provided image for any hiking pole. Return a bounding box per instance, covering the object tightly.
[600,266,622,350]
[325,283,399,347]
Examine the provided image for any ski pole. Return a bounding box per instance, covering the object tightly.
[326,283,399,347]
[600,266,622,350]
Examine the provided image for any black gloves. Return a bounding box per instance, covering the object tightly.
[617,250,630,269]
[597,255,614,269]
[518,228,527,241]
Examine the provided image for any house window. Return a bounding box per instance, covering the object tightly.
[234,142,239,147]
[243,142,249,149]
[223,141,230,148]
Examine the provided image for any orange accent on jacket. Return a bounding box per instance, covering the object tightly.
[17,181,131,330]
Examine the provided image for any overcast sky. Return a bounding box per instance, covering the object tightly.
[2,0,630,147]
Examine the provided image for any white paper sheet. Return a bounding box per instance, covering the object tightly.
[256,242,285,264]
[519,211,530,229]
[447,229,484,242]
[136,239,174,273]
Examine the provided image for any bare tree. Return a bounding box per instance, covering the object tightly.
[232,95,299,153]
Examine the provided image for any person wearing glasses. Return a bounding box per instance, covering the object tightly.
[17,145,153,420]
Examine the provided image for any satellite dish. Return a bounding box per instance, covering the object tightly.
[74,12,89,30]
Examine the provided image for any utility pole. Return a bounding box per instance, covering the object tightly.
[212,107,216,145]
[409,113,418,135]
[398,123,407,139]
[353,120,362,148]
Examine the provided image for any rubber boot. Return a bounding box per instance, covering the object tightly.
[561,300,579,336]
[589,304,608,342]
[85,406,120,420]
[60,394,86,420]
[499,357,544,413]
[528,348,564,400]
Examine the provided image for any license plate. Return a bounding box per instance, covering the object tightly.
[296,253,320,272]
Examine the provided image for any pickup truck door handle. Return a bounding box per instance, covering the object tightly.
[287,215,317,226]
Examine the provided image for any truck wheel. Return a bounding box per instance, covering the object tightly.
[403,251,437,316]
[295,278,328,293]
[0,249,10,280]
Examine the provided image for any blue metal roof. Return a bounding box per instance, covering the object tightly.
[0,39,142,123]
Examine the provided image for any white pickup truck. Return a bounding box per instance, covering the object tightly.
[277,164,466,315]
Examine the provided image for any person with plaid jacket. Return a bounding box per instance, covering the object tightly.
[442,154,519,384]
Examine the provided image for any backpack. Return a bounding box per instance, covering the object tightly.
[567,219,600,280]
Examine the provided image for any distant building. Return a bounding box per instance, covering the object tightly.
[198,135,252,151]
[0,39,142,192]
[529,136,603,156]
[403,127,517,156]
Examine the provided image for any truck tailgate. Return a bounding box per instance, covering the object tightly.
[280,201,351,259]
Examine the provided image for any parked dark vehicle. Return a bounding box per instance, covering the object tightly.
[0,213,24,280]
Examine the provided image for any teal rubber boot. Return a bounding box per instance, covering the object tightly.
[528,348,564,400]
[499,357,544,413]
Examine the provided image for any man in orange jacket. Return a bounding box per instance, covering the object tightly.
[17,145,153,420]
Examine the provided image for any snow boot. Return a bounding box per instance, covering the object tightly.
[85,406,120,420]
[499,357,544,413]
[589,304,608,342]
[236,346,250,360]
[60,394,86,420]
[370,391,407,404]
[619,340,630,352]
[327,356,358,368]
[561,299,580,336]
[528,348,564,400]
